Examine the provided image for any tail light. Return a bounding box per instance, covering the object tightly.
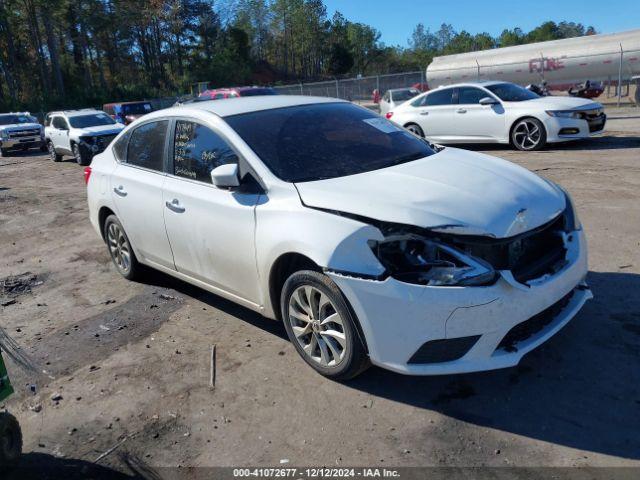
[385,112,394,119]
[83,166,92,185]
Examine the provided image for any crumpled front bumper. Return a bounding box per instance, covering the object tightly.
[328,229,590,375]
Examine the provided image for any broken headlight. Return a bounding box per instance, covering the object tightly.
[369,235,496,286]
[559,188,581,231]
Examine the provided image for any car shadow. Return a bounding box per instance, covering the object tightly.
[134,268,640,459]
[6,452,154,479]
[455,135,640,152]
[346,270,640,460]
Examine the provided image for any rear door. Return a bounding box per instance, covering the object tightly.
[162,118,261,304]
[412,88,456,141]
[454,87,506,142]
[109,120,175,269]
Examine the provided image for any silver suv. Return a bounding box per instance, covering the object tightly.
[44,109,124,165]
[0,112,46,157]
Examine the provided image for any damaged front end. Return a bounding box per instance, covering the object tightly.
[323,191,577,288]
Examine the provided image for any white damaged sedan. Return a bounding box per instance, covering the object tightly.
[86,96,592,379]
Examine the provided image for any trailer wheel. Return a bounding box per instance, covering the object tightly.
[0,412,22,470]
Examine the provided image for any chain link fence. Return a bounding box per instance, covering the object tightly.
[272,71,426,101]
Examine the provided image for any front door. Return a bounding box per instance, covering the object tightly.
[453,87,506,142]
[412,87,457,142]
[162,119,261,304]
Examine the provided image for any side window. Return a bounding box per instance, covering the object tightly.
[213,93,224,100]
[423,88,454,106]
[383,92,390,102]
[173,120,238,183]
[112,129,132,162]
[458,87,490,105]
[52,117,68,129]
[126,120,168,171]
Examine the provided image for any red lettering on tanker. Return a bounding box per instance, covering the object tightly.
[529,57,565,73]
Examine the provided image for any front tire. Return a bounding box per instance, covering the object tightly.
[405,123,425,138]
[72,143,90,166]
[281,270,369,380]
[103,215,141,280]
[511,117,546,151]
[47,141,62,162]
[0,412,22,471]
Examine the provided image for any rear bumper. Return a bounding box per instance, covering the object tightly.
[329,229,590,375]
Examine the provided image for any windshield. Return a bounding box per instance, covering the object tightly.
[239,88,277,97]
[122,103,152,115]
[0,115,33,126]
[486,83,540,102]
[225,102,435,182]
[68,113,116,128]
[392,89,420,102]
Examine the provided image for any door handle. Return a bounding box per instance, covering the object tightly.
[165,199,185,213]
[113,185,127,197]
[456,108,467,114]
[419,111,429,116]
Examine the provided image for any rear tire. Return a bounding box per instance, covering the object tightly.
[103,215,141,281]
[405,123,425,138]
[0,412,22,471]
[47,141,62,162]
[281,270,369,380]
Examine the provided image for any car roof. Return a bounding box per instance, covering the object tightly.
[168,95,346,118]
[435,80,507,89]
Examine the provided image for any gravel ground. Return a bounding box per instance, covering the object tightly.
[0,108,639,477]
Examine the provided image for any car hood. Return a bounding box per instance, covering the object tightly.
[508,96,602,111]
[1,122,42,131]
[76,124,124,136]
[294,147,566,238]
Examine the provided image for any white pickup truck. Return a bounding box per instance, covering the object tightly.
[44,109,125,165]
[0,112,46,157]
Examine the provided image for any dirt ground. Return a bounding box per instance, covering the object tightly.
[1,107,639,477]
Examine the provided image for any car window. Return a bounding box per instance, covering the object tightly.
[0,114,32,125]
[485,83,539,102]
[392,89,420,102]
[52,117,68,129]
[68,113,116,128]
[126,120,168,171]
[412,88,454,107]
[173,120,238,183]
[225,102,435,183]
[214,93,224,100]
[112,130,132,162]
[458,87,490,105]
[382,92,390,102]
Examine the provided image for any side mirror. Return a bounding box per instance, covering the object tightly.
[479,97,498,106]
[211,163,240,188]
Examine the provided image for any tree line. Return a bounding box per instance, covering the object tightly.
[0,0,596,112]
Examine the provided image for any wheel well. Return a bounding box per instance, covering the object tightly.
[269,253,320,321]
[98,207,116,241]
[509,116,546,143]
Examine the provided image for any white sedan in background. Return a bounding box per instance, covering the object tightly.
[379,87,421,116]
[86,96,591,379]
[386,81,606,150]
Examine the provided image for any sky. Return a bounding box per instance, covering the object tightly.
[322,0,640,47]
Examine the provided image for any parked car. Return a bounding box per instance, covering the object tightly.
[0,112,46,157]
[568,80,605,99]
[198,86,278,100]
[103,101,154,125]
[379,88,421,115]
[86,96,591,379]
[45,109,125,165]
[387,81,606,151]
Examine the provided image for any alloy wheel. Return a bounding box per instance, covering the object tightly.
[107,222,131,273]
[287,285,347,367]
[513,120,542,150]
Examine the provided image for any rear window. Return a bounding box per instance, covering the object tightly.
[225,102,435,183]
[69,113,116,128]
[122,103,153,115]
[414,88,454,107]
[126,120,168,171]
